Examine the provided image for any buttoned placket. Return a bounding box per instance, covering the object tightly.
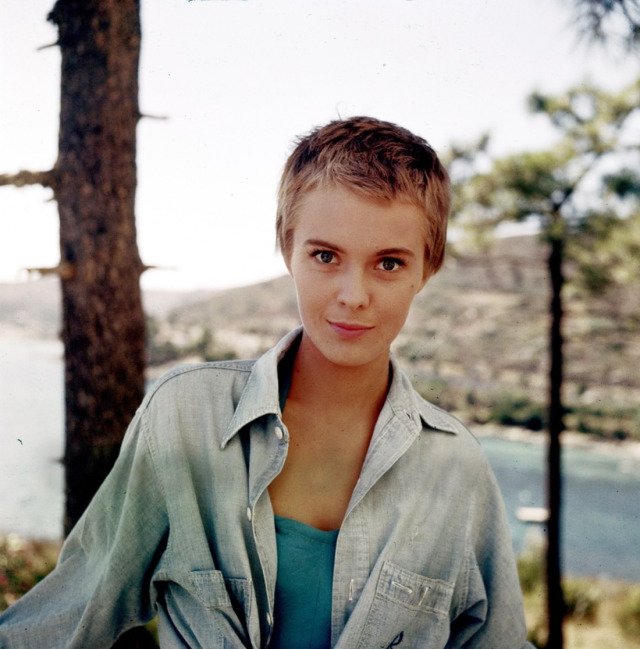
[330,399,424,648]
[220,334,466,648]
[245,415,290,648]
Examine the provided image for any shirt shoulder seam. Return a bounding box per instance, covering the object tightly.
[144,360,256,403]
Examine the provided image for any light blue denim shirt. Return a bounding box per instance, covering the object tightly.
[0,328,532,648]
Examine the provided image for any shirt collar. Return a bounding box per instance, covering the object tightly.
[221,327,460,448]
[387,354,461,436]
[221,328,302,448]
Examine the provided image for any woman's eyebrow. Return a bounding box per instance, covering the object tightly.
[304,239,416,258]
[376,247,416,258]
[304,238,344,252]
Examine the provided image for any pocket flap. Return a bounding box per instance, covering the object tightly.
[189,569,233,609]
[377,561,453,615]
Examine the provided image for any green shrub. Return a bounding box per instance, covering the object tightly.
[517,548,601,623]
[0,535,58,612]
[563,578,600,621]
[526,624,545,649]
[517,548,545,594]
[488,393,546,431]
[617,586,640,638]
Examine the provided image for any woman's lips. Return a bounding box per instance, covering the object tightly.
[328,321,374,338]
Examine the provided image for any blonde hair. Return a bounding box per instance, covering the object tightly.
[276,116,451,276]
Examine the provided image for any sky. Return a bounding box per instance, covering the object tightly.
[0,0,638,292]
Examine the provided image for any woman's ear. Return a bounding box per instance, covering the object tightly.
[416,273,430,295]
[283,252,293,277]
[418,259,432,293]
[281,230,295,276]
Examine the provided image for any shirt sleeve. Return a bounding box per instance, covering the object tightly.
[0,404,169,649]
[447,456,535,649]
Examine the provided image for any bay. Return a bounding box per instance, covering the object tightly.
[1,337,639,580]
[479,436,640,580]
[0,338,64,540]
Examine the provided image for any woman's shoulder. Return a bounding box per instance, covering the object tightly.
[152,358,255,387]
[411,392,492,470]
[142,359,257,411]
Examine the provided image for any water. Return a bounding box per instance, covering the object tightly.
[1,338,639,580]
[0,338,65,539]
[479,436,640,580]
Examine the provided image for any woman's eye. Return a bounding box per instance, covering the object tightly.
[313,250,336,264]
[378,258,404,272]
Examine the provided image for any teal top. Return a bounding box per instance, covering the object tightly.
[270,515,339,649]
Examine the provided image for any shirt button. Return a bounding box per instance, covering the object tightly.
[274,426,284,440]
[246,507,252,522]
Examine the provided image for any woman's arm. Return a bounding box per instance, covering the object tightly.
[0,405,169,648]
[447,459,534,649]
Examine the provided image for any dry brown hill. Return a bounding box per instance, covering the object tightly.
[2,235,638,439]
[158,235,638,439]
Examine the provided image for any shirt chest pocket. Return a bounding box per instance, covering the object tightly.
[355,561,454,649]
[179,570,253,648]
[188,570,251,609]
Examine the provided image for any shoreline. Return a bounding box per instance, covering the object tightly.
[472,422,640,462]
[2,333,638,462]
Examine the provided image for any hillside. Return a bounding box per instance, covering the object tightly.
[0,279,208,339]
[2,235,638,439]
[152,235,639,439]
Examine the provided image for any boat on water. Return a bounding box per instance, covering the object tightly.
[516,506,549,523]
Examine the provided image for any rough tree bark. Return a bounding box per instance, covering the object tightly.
[52,1,152,646]
[46,0,146,536]
[1,2,151,644]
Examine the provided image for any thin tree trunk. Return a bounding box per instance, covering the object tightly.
[49,2,153,647]
[48,0,145,537]
[546,233,565,649]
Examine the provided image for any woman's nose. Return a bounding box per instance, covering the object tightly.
[337,267,370,309]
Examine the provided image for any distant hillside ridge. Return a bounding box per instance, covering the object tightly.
[157,234,639,440]
[0,279,211,340]
[2,235,638,440]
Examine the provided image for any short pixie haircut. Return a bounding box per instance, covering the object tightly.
[276,116,451,277]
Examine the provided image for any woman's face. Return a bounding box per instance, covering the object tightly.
[286,184,428,372]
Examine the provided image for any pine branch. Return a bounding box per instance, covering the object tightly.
[0,169,56,189]
[26,262,75,280]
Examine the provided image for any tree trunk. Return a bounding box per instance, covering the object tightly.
[49,3,152,646]
[47,0,145,537]
[546,233,565,649]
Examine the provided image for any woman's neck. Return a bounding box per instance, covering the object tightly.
[287,332,391,418]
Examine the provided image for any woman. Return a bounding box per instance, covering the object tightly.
[0,116,532,648]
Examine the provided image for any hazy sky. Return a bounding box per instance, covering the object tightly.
[1,0,638,291]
